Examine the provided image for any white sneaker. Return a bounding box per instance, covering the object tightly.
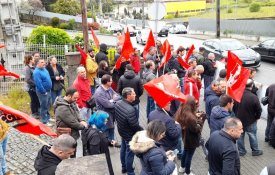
[49,118,55,122]
[184,172,195,175]
[46,123,53,127]
[178,167,185,173]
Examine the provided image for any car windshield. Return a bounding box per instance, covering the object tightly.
[220,40,246,51]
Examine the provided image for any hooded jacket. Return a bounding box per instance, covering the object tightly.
[34,145,62,175]
[205,86,220,117]
[184,77,200,103]
[209,106,232,134]
[143,69,156,83]
[95,44,109,65]
[130,131,175,175]
[73,75,92,108]
[54,97,85,140]
[117,70,144,105]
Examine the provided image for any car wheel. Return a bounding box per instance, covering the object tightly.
[165,34,168,37]
[136,38,139,44]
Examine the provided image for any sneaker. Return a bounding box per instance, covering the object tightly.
[239,152,246,156]
[178,167,185,173]
[252,150,263,156]
[45,123,53,127]
[121,169,127,174]
[184,172,195,175]
[49,118,55,122]
[114,142,121,148]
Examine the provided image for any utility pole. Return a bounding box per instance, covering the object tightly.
[99,0,103,16]
[216,0,220,38]
[80,0,89,52]
[142,0,145,29]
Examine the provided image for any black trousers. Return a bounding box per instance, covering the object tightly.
[28,89,40,115]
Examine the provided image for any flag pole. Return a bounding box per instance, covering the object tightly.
[162,64,165,75]
[28,134,50,146]
[161,107,169,116]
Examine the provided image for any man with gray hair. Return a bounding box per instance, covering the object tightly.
[202,52,217,89]
[206,117,243,175]
[73,66,92,121]
[34,134,77,175]
[237,78,263,156]
[115,87,143,174]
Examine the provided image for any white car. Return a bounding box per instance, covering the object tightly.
[108,23,123,33]
[136,30,150,45]
[124,25,137,36]
[169,24,187,34]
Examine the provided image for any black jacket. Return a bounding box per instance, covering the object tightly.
[95,51,109,65]
[266,84,275,116]
[148,108,181,151]
[237,89,262,128]
[117,70,144,105]
[269,117,275,146]
[169,56,186,78]
[115,99,143,141]
[46,64,65,90]
[203,59,216,76]
[34,145,61,175]
[206,130,240,175]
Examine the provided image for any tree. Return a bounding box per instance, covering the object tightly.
[41,0,56,11]
[102,0,113,13]
[132,9,136,17]
[139,9,143,14]
[124,8,128,16]
[51,0,81,15]
[20,0,44,22]
[27,26,71,45]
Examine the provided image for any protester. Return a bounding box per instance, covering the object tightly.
[206,117,242,175]
[171,46,186,92]
[184,69,200,104]
[148,102,181,151]
[209,94,234,134]
[93,74,120,147]
[24,55,40,118]
[143,60,156,118]
[130,120,176,175]
[269,117,275,148]
[115,87,143,175]
[129,48,141,74]
[95,43,109,65]
[97,60,111,78]
[46,56,65,104]
[33,58,52,126]
[176,96,204,175]
[34,134,77,175]
[117,64,143,118]
[264,83,275,142]
[85,48,98,94]
[54,88,87,141]
[196,47,206,65]
[32,51,41,65]
[73,66,92,121]
[0,120,9,175]
[203,53,217,89]
[249,68,262,95]
[237,79,263,156]
[81,111,114,175]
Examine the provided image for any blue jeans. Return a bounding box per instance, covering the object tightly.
[0,135,8,175]
[91,86,96,95]
[179,77,185,93]
[120,139,135,175]
[146,96,155,119]
[80,107,91,121]
[36,91,51,124]
[237,122,260,154]
[181,148,196,174]
[103,128,115,141]
[176,132,184,159]
[265,113,275,140]
[51,89,62,104]
[134,104,139,119]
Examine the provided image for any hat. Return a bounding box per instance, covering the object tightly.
[100,43,107,52]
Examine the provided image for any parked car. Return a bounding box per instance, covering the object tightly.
[169,24,187,34]
[108,23,123,33]
[136,30,150,45]
[158,26,169,37]
[251,39,275,62]
[202,39,261,68]
[124,25,137,36]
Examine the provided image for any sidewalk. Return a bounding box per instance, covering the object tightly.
[109,93,275,175]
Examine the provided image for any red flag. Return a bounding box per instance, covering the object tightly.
[226,51,251,102]
[144,74,186,108]
[75,44,88,65]
[0,65,20,79]
[185,44,195,62]
[177,56,190,70]
[159,40,171,69]
[0,44,5,48]
[115,28,134,69]
[0,105,57,137]
[90,28,100,49]
[118,32,125,46]
[142,30,155,60]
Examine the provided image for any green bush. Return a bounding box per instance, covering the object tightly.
[249,3,261,12]
[244,0,252,3]
[227,8,233,13]
[99,27,113,34]
[68,19,76,30]
[59,23,69,29]
[27,26,72,45]
[51,17,60,27]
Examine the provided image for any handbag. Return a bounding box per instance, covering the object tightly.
[56,127,71,136]
[86,96,96,109]
[261,96,269,106]
[53,81,64,91]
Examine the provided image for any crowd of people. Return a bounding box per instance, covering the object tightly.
[1,38,275,175]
